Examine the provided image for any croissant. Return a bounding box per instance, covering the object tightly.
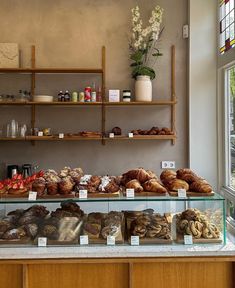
[123,168,152,183]
[177,168,196,178]
[126,179,143,193]
[142,179,167,194]
[190,180,212,193]
[160,170,177,184]
[167,179,189,191]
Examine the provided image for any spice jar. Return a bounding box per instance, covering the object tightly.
[122,90,131,102]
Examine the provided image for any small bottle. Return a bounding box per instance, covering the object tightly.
[64,90,71,102]
[58,91,64,102]
[72,91,78,102]
[91,82,97,102]
[97,86,102,102]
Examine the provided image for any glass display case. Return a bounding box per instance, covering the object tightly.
[0,193,226,247]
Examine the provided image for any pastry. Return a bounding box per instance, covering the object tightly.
[32,177,46,196]
[122,168,152,183]
[111,127,122,135]
[83,222,101,239]
[125,179,143,193]
[101,225,120,239]
[41,224,59,240]
[98,176,120,193]
[160,169,177,184]
[88,212,104,224]
[46,181,58,195]
[130,222,147,238]
[24,223,38,239]
[142,179,167,193]
[0,220,14,237]
[166,179,189,191]
[190,180,213,193]
[2,227,27,240]
[58,176,74,194]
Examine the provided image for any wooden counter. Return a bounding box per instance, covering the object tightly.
[1,257,235,288]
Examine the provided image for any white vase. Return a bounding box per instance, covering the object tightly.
[135,75,152,102]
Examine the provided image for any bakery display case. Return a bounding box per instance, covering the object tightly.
[0,193,226,247]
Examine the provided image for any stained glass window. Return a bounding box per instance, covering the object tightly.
[220,0,235,54]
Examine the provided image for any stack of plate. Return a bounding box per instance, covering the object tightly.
[33,95,54,102]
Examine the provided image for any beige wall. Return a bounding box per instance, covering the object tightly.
[0,0,188,178]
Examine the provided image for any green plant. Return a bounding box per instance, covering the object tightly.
[129,5,164,80]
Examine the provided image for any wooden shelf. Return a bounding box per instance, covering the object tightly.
[104,100,177,106]
[0,137,25,141]
[26,136,102,141]
[0,100,175,106]
[0,68,103,74]
[105,135,176,140]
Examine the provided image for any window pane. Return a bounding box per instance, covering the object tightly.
[228,67,235,189]
[219,0,235,54]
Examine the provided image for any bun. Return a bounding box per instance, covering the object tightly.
[126,179,143,193]
[176,169,199,184]
[167,179,189,191]
[142,179,167,194]
[111,127,122,135]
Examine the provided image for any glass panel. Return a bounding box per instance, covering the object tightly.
[220,2,225,19]
[228,67,235,189]
[230,24,235,40]
[231,0,234,10]
[226,27,230,39]
[222,18,226,31]
[229,10,234,25]
[226,1,230,15]
[226,15,230,28]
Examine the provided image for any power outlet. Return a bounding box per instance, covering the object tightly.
[161,161,175,169]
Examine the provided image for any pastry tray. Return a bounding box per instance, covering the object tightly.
[126,213,172,245]
[175,233,222,244]
[123,191,167,197]
[81,191,121,198]
[0,237,32,245]
[168,191,215,197]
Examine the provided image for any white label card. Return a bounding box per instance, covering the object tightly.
[131,236,140,246]
[79,190,88,199]
[38,237,47,247]
[126,188,135,198]
[28,191,37,201]
[109,133,114,138]
[178,189,187,198]
[184,235,193,245]
[128,133,134,138]
[80,235,89,245]
[59,133,64,139]
[107,236,115,246]
[38,131,43,137]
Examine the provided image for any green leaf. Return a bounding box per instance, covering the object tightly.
[130,50,144,62]
[131,66,156,80]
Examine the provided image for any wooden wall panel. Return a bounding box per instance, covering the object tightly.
[132,262,233,288]
[27,263,129,288]
[0,264,22,288]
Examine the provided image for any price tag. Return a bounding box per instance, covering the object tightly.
[107,235,115,246]
[109,133,114,138]
[126,188,135,198]
[128,133,134,138]
[38,237,47,247]
[38,131,43,137]
[80,235,89,245]
[131,236,140,246]
[28,191,37,201]
[59,133,64,139]
[178,189,187,198]
[79,190,88,199]
[184,235,193,245]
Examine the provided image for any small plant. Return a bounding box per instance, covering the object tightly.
[129,5,164,80]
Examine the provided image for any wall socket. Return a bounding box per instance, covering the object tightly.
[161,161,175,169]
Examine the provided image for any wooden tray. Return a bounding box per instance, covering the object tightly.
[85,191,121,198]
[128,236,172,245]
[82,237,124,245]
[168,191,215,197]
[175,234,222,244]
[0,237,31,245]
[123,191,166,197]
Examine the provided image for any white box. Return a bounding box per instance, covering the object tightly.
[109,90,120,102]
[0,43,19,68]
